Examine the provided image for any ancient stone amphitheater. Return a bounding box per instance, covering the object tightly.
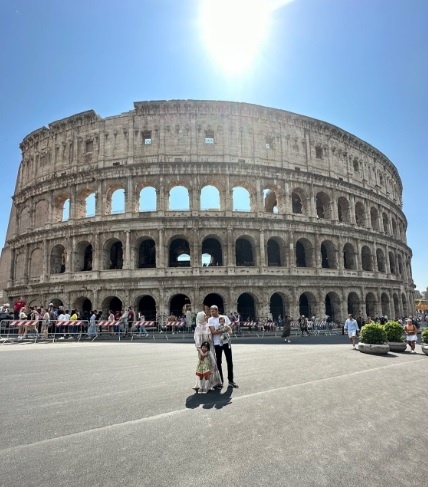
[0,100,415,322]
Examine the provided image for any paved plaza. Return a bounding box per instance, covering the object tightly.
[0,336,427,486]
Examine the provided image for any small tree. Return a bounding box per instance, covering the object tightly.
[360,323,387,344]
[421,328,428,344]
[384,321,405,342]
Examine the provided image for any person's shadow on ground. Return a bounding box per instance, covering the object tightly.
[185,386,234,410]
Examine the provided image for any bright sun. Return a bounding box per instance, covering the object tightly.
[199,0,273,75]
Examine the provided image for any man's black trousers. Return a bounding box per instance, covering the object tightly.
[215,344,234,384]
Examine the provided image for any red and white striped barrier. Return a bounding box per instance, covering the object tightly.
[55,321,84,327]
[133,321,156,327]
[8,320,39,327]
[165,321,183,327]
[97,321,121,328]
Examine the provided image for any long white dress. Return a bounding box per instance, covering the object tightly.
[193,322,222,390]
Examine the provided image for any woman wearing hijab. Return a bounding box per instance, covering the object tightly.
[193,311,222,392]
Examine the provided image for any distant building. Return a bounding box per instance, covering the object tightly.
[0,100,415,321]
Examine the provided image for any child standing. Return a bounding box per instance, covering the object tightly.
[195,341,212,394]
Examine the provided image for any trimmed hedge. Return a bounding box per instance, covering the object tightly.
[360,323,388,344]
[384,321,405,342]
[421,328,428,344]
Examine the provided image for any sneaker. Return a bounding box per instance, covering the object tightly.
[411,350,416,354]
[228,381,239,388]
[214,384,223,390]
[145,334,149,337]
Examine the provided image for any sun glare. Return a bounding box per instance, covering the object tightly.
[199,0,273,75]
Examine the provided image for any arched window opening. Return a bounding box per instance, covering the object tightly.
[382,213,389,234]
[366,293,376,318]
[50,245,67,274]
[397,255,403,275]
[347,292,360,317]
[299,293,316,318]
[111,189,125,214]
[203,293,225,314]
[355,202,365,227]
[292,192,303,214]
[316,192,330,219]
[169,294,191,318]
[85,193,96,218]
[353,159,359,172]
[263,189,278,214]
[361,246,373,271]
[376,249,386,273]
[391,219,397,238]
[138,239,156,268]
[402,294,408,316]
[101,296,122,317]
[343,243,356,270]
[232,187,251,212]
[325,292,340,322]
[139,187,157,212]
[235,238,254,266]
[30,248,43,278]
[337,197,350,223]
[393,294,400,319]
[389,252,396,274]
[321,241,336,269]
[169,186,190,210]
[381,293,390,317]
[237,293,256,321]
[201,238,223,266]
[109,241,123,269]
[270,293,286,321]
[200,185,220,210]
[296,238,313,267]
[138,295,157,321]
[62,199,70,222]
[83,244,93,271]
[169,238,191,267]
[267,239,282,266]
[370,207,379,231]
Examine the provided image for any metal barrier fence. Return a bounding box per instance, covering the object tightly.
[0,318,344,344]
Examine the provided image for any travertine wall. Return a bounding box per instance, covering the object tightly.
[0,100,415,321]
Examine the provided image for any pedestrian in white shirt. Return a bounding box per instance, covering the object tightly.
[344,314,359,350]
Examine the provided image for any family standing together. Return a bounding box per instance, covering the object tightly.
[193,305,239,393]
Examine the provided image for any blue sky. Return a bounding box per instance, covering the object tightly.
[1,0,427,290]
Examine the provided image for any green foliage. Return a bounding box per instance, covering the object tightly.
[360,323,387,344]
[421,328,428,344]
[384,321,405,342]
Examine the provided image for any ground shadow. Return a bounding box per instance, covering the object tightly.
[185,386,233,410]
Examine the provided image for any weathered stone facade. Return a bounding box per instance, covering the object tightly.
[0,100,414,321]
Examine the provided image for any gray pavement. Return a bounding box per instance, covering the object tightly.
[0,337,427,486]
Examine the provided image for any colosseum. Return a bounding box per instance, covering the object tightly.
[0,100,415,323]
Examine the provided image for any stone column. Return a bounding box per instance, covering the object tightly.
[227,227,233,268]
[124,230,131,269]
[259,229,265,268]
[158,228,165,269]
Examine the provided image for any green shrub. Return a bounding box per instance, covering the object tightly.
[384,321,405,342]
[360,323,388,344]
[421,328,428,344]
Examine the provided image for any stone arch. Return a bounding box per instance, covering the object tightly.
[109,187,126,215]
[169,293,191,317]
[370,207,380,231]
[237,292,257,320]
[49,297,64,309]
[361,245,373,271]
[376,248,386,273]
[50,244,67,274]
[267,237,285,266]
[202,236,223,266]
[343,243,356,270]
[325,292,341,322]
[103,238,123,270]
[54,193,70,222]
[34,199,48,227]
[235,236,255,266]
[347,292,361,317]
[137,237,156,268]
[296,238,314,267]
[232,186,251,212]
[365,292,377,318]
[30,248,43,278]
[137,295,157,321]
[75,241,93,272]
[401,294,408,316]
[337,197,350,223]
[169,236,191,267]
[397,254,403,275]
[381,292,390,317]
[382,213,389,235]
[203,293,225,314]
[200,185,220,210]
[391,218,397,238]
[101,296,123,317]
[315,191,331,219]
[393,294,400,319]
[388,251,396,274]
[291,188,307,214]
[74,297,92,315]
[269,292,290,321]
[320,240,337,269]
[169,185,190,210]
[299,292,317,318]
[263,189,278,214]
[139,186,157,212]
[355,201,365,227]
[76,188,97,219]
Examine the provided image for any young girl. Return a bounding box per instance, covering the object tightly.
[195,341,212,394]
